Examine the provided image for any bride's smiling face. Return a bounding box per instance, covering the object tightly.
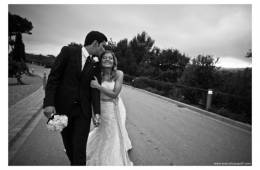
[101,53,114,68]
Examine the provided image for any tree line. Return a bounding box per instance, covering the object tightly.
[8,12,251,124]
[33,32,251,124]
[106,31,252,124]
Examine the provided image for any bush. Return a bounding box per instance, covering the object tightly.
[8,58,28,78]
[167,88,183,100]
[123,74,135,84]
[144,87,164,96]
[215,107,230,117]
[213,106,250,124]
[127,73,251,124]
[132,76,173,95]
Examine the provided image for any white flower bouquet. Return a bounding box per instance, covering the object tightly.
[46,115,68,132]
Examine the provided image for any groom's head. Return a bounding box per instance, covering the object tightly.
[84,31,107,56]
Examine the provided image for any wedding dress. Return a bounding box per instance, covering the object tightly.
[86,81,133,165]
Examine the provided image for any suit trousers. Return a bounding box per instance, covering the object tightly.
[61,103,91,165]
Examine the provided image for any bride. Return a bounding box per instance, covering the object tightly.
[86,50,133,165]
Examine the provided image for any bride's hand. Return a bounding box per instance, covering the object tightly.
[90,76,100,89]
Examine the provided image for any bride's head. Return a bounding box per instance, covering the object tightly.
[100,50,118,80]
[101,50,117,70]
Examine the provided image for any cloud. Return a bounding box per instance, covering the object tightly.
[9,4,252,67]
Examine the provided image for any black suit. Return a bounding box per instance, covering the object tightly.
[43,45,101,165]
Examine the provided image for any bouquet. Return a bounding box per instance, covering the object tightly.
[46,114,68,132]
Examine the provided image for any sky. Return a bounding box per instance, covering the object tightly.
[8,4,252,68]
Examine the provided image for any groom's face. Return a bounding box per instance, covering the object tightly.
[93,41,106,56]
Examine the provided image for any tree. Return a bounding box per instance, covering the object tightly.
[8,13,33,51]
[115,39,128,59]
[113,39,138,75]
[9,13,33,84]
[114,39,129,71]
[129,31,155,65]
[151,49,190,82]
[179,55,219,104]
[9,13,33,35]
[105,38,117,51]
[68,42,82,48]
[114,39,126,69]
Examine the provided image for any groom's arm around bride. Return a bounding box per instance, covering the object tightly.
[90,58,102,126]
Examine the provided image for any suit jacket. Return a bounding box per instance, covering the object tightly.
[43,45,101,118]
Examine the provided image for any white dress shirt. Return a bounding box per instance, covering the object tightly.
[81,47,90,71]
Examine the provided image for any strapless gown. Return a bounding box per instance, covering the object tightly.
[86,81,133,165]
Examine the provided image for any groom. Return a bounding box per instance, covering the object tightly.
[43,31,107,165]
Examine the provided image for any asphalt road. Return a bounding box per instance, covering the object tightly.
[10,85,251,165]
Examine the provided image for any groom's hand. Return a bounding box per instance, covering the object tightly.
[93,114,101,127]
[43,106,56,119]
[90,76,100,89]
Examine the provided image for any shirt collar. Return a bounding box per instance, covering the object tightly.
[82,47,90,59]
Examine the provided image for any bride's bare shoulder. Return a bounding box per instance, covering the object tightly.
[116,70,124,76]
[114,70,124,81]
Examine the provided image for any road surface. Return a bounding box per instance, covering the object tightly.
[10,85,251,165]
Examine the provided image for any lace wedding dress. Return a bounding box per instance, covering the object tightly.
[86,81,133,165]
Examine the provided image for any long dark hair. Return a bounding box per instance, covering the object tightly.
[100,50,118,81]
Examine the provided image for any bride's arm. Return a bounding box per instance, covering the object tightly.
[91,70,124,99]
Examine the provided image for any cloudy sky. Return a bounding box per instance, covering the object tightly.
[9,4,252,68]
